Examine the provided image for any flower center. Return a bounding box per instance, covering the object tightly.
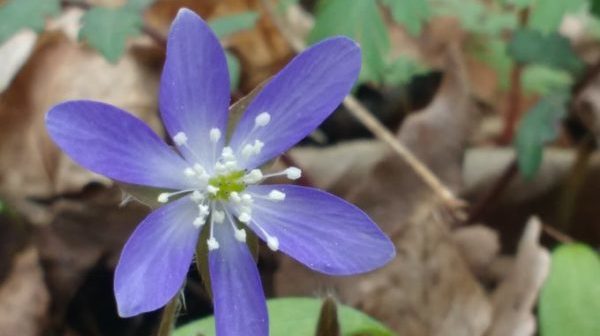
[208,170,246,201]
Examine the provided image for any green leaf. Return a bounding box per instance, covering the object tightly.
[173,297,395,336]
[126,0,156,11]
[309,0,389,84]
[225,51,241,91]
[508,28,584,75]
[529,0,586,33]
[381,0,430,36]
[515,90,569,179]
[208,11,259,39]
[79,7,143,63]
[539,244,600,336]
[592,0,600,19]
[521,64,573,95]
[382,56,428,86]
[0,0,60,44]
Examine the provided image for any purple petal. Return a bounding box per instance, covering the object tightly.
[46,100,192,189]
[209,216,268,336]
[229,37,361,169]
[244,185,395,275]
[115,196,200,317]
[160,9,230,167]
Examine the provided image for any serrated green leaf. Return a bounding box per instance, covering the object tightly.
[515,90,569,179]
[508,28,584,75]
[521,64,573,95]
[381,0,430,36]
[173,297,395,336]
[309,0,389,84]
[382,56,428,86]
[79,7,143,63]
[0,0,60,44]
[208,11,259,39]
[539,244,600,336]
[529,0,586,33]
[225,51,241,92]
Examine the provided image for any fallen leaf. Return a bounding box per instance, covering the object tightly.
[0,247,49,336]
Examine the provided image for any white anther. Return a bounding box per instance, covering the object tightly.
[215,162,226,174]
[207,185,219,195]
[209,128,221,143]
[198,204,210,216]
[207,237,220,250]
[184,167,196,177]
[241,144,255,158]
[213,210,225,224]
[243,169,263,184]
[157,193,169,203]
[266,236,279,251]
[235,228,247,242]
[173,132,188,146]
[193,216,206,228]
[238,212,251,223]
[268,190,286,201]
[193,163,206,175]
[224,160,238,170]
[285,167,302,180]
[255,112,271,127]
[253,140,264,152]
[221,146,235,160]
[241,193,253,205]
[190,191,204,203]
[230,192,241,203]
[239,205,252,215]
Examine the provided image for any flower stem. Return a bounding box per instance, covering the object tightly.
[157,295,181,336]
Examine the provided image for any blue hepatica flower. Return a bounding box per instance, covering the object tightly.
[46,8,395,336]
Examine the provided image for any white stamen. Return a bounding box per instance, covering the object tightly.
[230,192,241,203]
[241,140,265,158]
[207,237,220,250]
[285,167,302,180]
[224,160,238,170]
[266,236,279,251]
[255,112,271,127]
[157,193,169,203]
[198,204,210,216]
[243,169,263,184]
[221,146,235,160]
[193,216,206,228]
[238,212,251,223]
[173,132,188,146]
[184,167,196,177]
[190,191,204,203]
[209,128,221,143]
[241,193,253,205]
[207,185,219,195]
[213,210,225,224]
[235,228,247,242]
[268,190,286,201]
